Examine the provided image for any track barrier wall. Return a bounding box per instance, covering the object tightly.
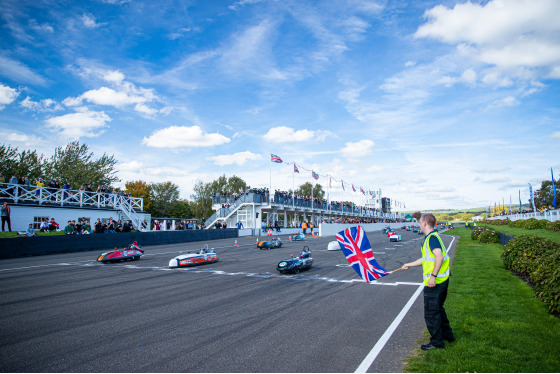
[0,229,238,259]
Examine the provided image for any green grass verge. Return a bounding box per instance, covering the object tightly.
[480,224,560,243]
[0,231,64,237]
[404,227,560,373]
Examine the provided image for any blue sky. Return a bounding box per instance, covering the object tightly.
[1,0,559,211]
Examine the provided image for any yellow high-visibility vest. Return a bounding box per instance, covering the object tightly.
[421,231,450,286]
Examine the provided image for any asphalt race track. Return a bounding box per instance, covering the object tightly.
[0,228,456,373]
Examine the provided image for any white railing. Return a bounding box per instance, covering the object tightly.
[488,210,560,222]
[0,182,148,230]
[0,182,143,210]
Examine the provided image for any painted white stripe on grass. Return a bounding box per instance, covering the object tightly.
[354,283,424,373]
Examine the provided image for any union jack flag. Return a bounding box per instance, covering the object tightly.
[335,226,390,283]
[270,154,283,163]
[312,171,319,180]
[352,184,356,192]
[294,164,299,173]
[360,187,365,195]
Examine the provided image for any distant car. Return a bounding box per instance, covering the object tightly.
[390,234,402,242]
[276,247,313,274]
[291,234,306,241]
[97,241,143,263]
[258,237,282,249]
[168,246,218,268]
[406,226,411,231]
[401,225,407,229]
[382,226,392,234]
[328,241,341,251]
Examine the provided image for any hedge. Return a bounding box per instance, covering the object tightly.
[482,218,560,231]
[501,235,560,315]
[471,226,500,243]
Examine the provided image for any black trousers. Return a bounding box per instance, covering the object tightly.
[424,279,454,347]
[2,216,11,232]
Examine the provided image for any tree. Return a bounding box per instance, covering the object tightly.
[436,213,453,221]
[44,141,119,188]
[148,181,180,217]
[168,199,192,218]
[190,175,250,219]
[534,178,560,209]
[456,212,474,221]
[0,144,44,181]
[125,180,151,213]
[295,182,325,199]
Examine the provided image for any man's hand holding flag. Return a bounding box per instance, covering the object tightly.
[336,225,396,283]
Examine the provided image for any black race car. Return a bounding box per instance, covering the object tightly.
[276,246,313,274]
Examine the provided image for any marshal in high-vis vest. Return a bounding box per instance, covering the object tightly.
[401,213,455,351]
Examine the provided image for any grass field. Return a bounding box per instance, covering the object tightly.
[404,227,560,373]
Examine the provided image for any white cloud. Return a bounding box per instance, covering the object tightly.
[0,56,47,86]
[263,126,331,143]
[81,13,105,28]
[366,165,383,173]
[0,83,18,109]
[488,95,519,109]
[118,160,143,173]
[551,131,560,140]
[142,125,231,148]
[208,151,263,166]
[103,70,125,84]
[20,96,62,112]
[134,103,158,115]
[45,109,111,139]
[415,0,560,81]
[29,19,54,33]
[340,139,374,158]
[0,131,43,147]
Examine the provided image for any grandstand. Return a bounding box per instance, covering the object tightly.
[0,183,150,232]
[207,191,404,230]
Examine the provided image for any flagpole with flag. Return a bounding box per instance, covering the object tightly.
[529,183,536,212]
[519,189,522,214]
[552,167,557,209]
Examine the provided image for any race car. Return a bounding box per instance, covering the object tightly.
[257,237,282,249]
[290,234,306,241]
[276,247,313,274]
[97,241,144,263]
[406,226,411,231]
[327,241,341,251]
[389,233,402,242]
[168,245,218,268]
[387,230,396,237]
[382,226,392,234]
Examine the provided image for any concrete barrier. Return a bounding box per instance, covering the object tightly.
[0,229,238,259]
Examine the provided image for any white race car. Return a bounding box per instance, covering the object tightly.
[328,241,341,251]
[389,234,402,242]
[169,246,218,268]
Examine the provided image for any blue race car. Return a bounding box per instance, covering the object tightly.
[257,237,282,249]
[291,234,306,241]
[276,247,313,274]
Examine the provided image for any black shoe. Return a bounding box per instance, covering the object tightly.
[444,337,455,342]
[421,343,443,351]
